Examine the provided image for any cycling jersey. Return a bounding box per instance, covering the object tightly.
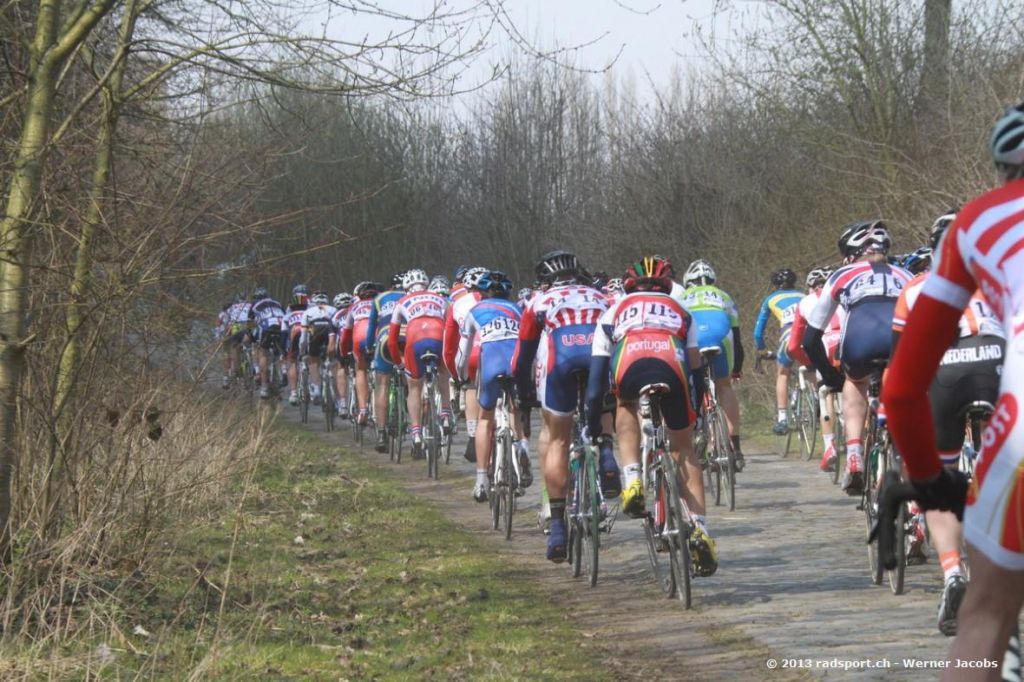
[224,301,252,343]
[679,284,739,378]
[442,287,482,380]
[885,177,1024,569]
[588,292,697,431]
[301,304,338,358]
[367,290,404,373]
[389,290,447,380]
[459,298,521,410]
[788,290,843,369]
[249,298,285,348]
[284,304,307,357]
[513,283,607,415]
[807,261,912,379]
[340,299,374,361]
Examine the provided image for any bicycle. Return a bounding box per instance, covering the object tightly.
[387,365,408,463]
[566,374,605,585]
[489,375,524,540]
[818,385,846,485]
[959,399,993,480]
[695,347,737,511]
[420,351,444,479]
[320,355,336,432]
[860,360,908,594]
[638,383,694,608]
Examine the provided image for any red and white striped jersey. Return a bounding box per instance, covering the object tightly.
[391,290,447,325]
[924,178,1024,336]
[342,299,374,330]
[807,260,912,330]
[519,284,608,341]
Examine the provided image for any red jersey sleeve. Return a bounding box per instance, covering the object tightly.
[442,306,459,376]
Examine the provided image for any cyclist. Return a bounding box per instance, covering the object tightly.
[517,286,534,309]
[221,292,252,388]
[457,270,531,501]
[901,247,933,276]
[602,277,626,306]
[892,209,1004,636]
[340,281,380,424]
[678,259,747,470]
[513,250,609,562]
[787,267,844,471]
[754,269,804,436]
[366,275,406,452]
[284,285,309,405]
[299,292,337,405]
[328,293,355,416]
[389,269,452,459]
[443,267,486,462]
[884,103,1024,675]
[249,287,286,399]
[802,220,912,494]
[586,255,718,576]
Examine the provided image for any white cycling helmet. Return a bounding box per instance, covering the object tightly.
[991,103,1024,167]
[428,275,450,295]
[805,267,831,289]
[333,292,354,309]
[463,267,488,290]
[311,291,329,305]
[603,277,625,295]
[402,268,429,291]
[683,259,716,287]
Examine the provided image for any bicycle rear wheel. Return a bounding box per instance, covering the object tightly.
[662,454,692,609]
[801,390,818,460]
[582,448,601,586]
[426,385,440,480]
[641,475,674,597]
[712,410,736,511]
[888,503,907,594]
[502,431,515,539]
[831,407,845,485]
[489,440,501,531]
[299,369,310,424]
[323,373,335,433]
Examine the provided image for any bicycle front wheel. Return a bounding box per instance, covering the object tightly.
[888,503,907,594]
[801,389,818,460]
[831,408,845,485]
[713,410,736,511]
[502,431,515,540]
[662,454,692,609]
[299,372,310,424]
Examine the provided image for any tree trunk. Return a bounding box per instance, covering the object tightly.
[916,0,952,125]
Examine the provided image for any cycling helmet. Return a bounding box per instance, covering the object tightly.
[771,268,797,289]
[990,102,1024,167]
[333,292,354,309]
[252,287,269,301]
[535,250,581,281]
[517,287,533,303]
[402,268,429,291]
[353,281,380,299]
[683,259,716,287]
[311,291,329,305]
[463,266,488,290]
[603,277,625,296]
[453,265,469,282]
[234,292,247,303]
[624,255,674,293]
[428,275,450,295]
[805,267,831,289]
[291,284,309,307]
[901,247,933,274]
[590,270,609,289]
[839,219,890,258]
[929,208,958,250]
[479,270,514,297]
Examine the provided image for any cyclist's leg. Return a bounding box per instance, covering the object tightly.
[474,360,498,499]
[774,360,789,427]
[464,340,482,452]
[840,375,868,486]
[287,326,301,397]
[372,331,393,437]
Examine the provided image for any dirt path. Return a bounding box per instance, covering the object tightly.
[280,402,953,680]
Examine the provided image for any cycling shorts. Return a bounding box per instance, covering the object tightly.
[287,326,302,360]
[257,326,283,352]
[352,320,371,364]
[476,340,516,411]
[690,311,733,378]
[614,356,695,430]
[536,323,594,415]
[839,300,895,380]
[404,318,444,380]
[964,332,1024,570]
[929,335,1003,453]
[776,324,793,369]
[372,329,400,374]
[307,326,331,359]
[228,326,250,346]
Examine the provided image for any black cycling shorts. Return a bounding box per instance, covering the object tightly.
[258,327,283,352]
[307,326,331,359]
[840,300,895,380]
[615,357,694,430]
[930,335,1004,452]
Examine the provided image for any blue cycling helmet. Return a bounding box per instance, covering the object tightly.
[478,270,513,298]
[901,247,933,275]
[453,265,469,282]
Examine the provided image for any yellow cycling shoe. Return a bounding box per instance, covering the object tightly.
[689,525,719,577]
[620,479,646,519]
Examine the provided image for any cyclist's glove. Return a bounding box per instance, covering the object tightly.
[909,468,969,520]
[820,368,845,393]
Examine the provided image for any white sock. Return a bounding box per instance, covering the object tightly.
[476,469,487,485]
[777,409,787,422]
[823,433,834,449]
[622,463,642,487]
[692,514,707,532]
[467,419,478,438]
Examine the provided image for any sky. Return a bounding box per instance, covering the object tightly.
[311,0,762,101]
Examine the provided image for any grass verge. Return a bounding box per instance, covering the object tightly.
[2,420,612,680]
